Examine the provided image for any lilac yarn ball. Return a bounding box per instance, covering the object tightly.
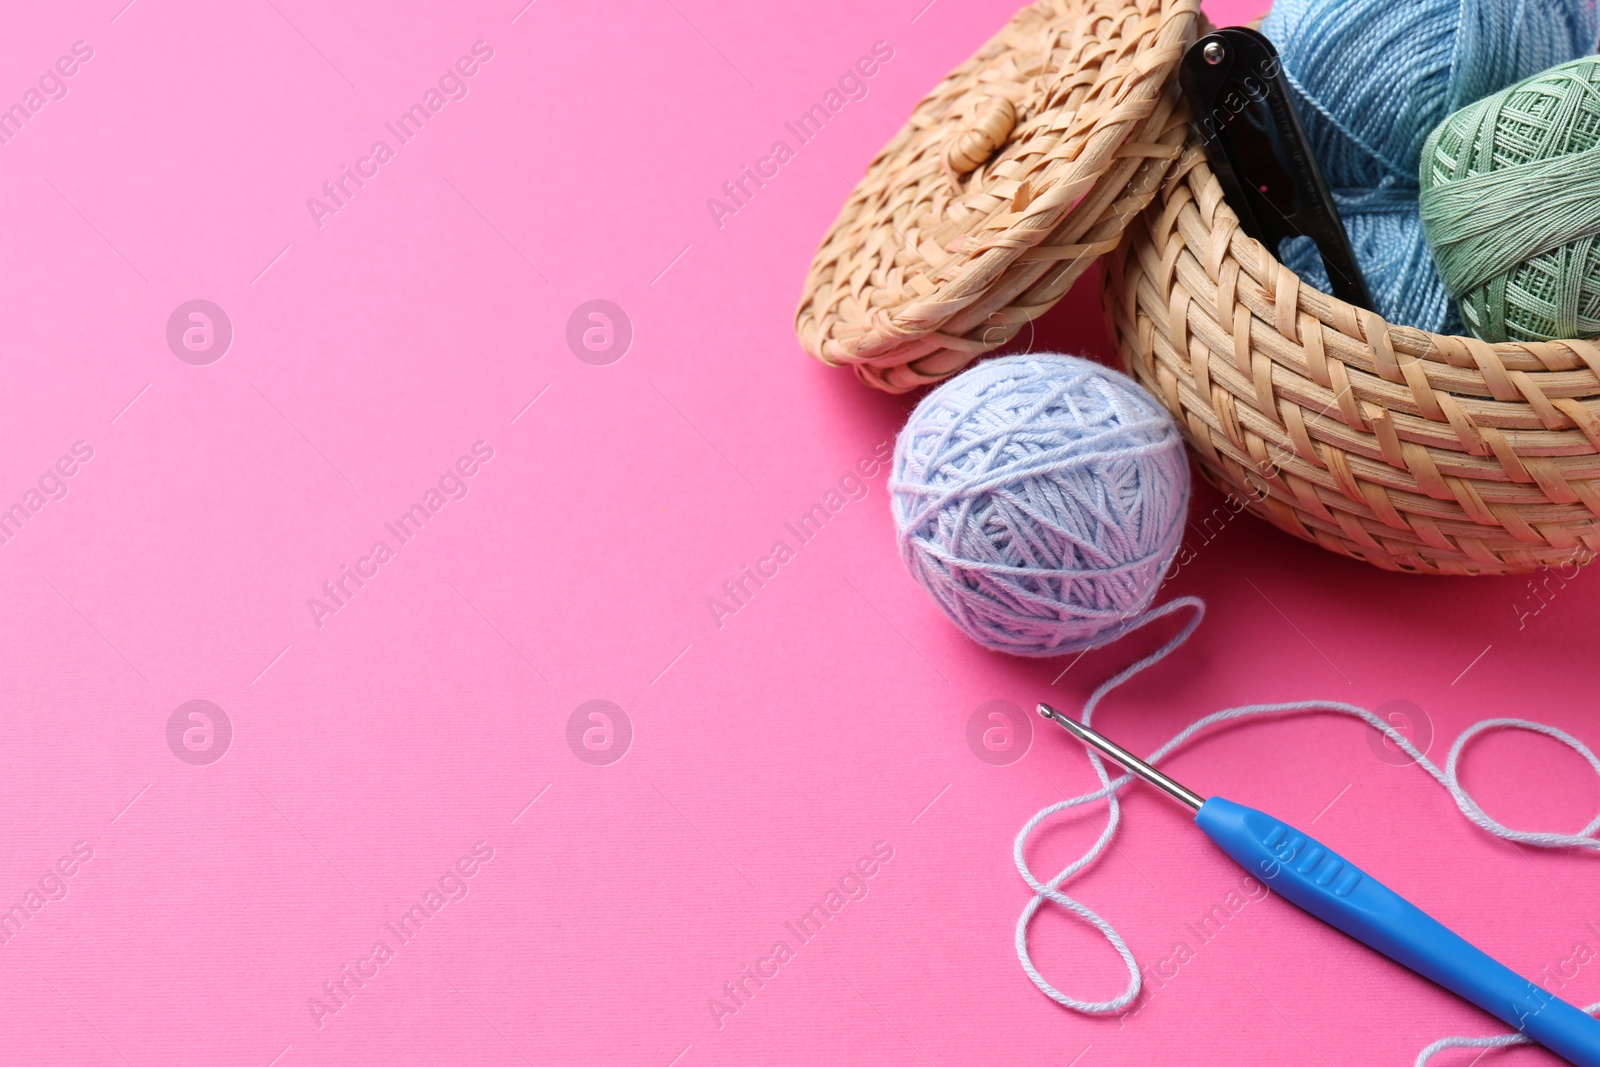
[890,354,1190,658]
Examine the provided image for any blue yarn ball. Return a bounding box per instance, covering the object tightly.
[1263,0,1598,332]
[890,354,1190,658]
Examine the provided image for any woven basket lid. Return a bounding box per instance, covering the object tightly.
[796,0,1201,393]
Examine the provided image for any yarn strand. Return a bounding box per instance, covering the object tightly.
[1412,1008,1600,1067]
[1014,596,1600,1062]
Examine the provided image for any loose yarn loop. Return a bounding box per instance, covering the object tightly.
[1015,596,1600,1061]
[1260,0,1598,332]
[1420,56,1600,342]
[1413,1008,1600,1067]
[890,354,1190,659]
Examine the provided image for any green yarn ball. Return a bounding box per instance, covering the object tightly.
[1419,56,1600,343]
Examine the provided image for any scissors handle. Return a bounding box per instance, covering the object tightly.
[1198,797,1600,1066]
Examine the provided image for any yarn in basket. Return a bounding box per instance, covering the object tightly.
[1260,0,1598,332]
[1420,56,1600,343]
[889,354,1189,658]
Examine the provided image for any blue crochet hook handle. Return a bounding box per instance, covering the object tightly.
[1040,705,1600,1066]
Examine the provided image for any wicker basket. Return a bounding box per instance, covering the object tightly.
[797,0,1600,575]
[1104,147,1600,576]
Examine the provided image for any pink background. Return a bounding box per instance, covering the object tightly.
[2,1,1598,1064]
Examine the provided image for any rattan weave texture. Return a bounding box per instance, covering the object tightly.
[1105,147,1600,574]
[797,0,1200,392]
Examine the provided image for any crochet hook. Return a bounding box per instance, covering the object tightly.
[1037,704,1600,1067]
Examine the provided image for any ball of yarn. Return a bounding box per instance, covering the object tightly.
[889,354,1189,658]
[1262,0,1597,332]
[1420,56,1600,343]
